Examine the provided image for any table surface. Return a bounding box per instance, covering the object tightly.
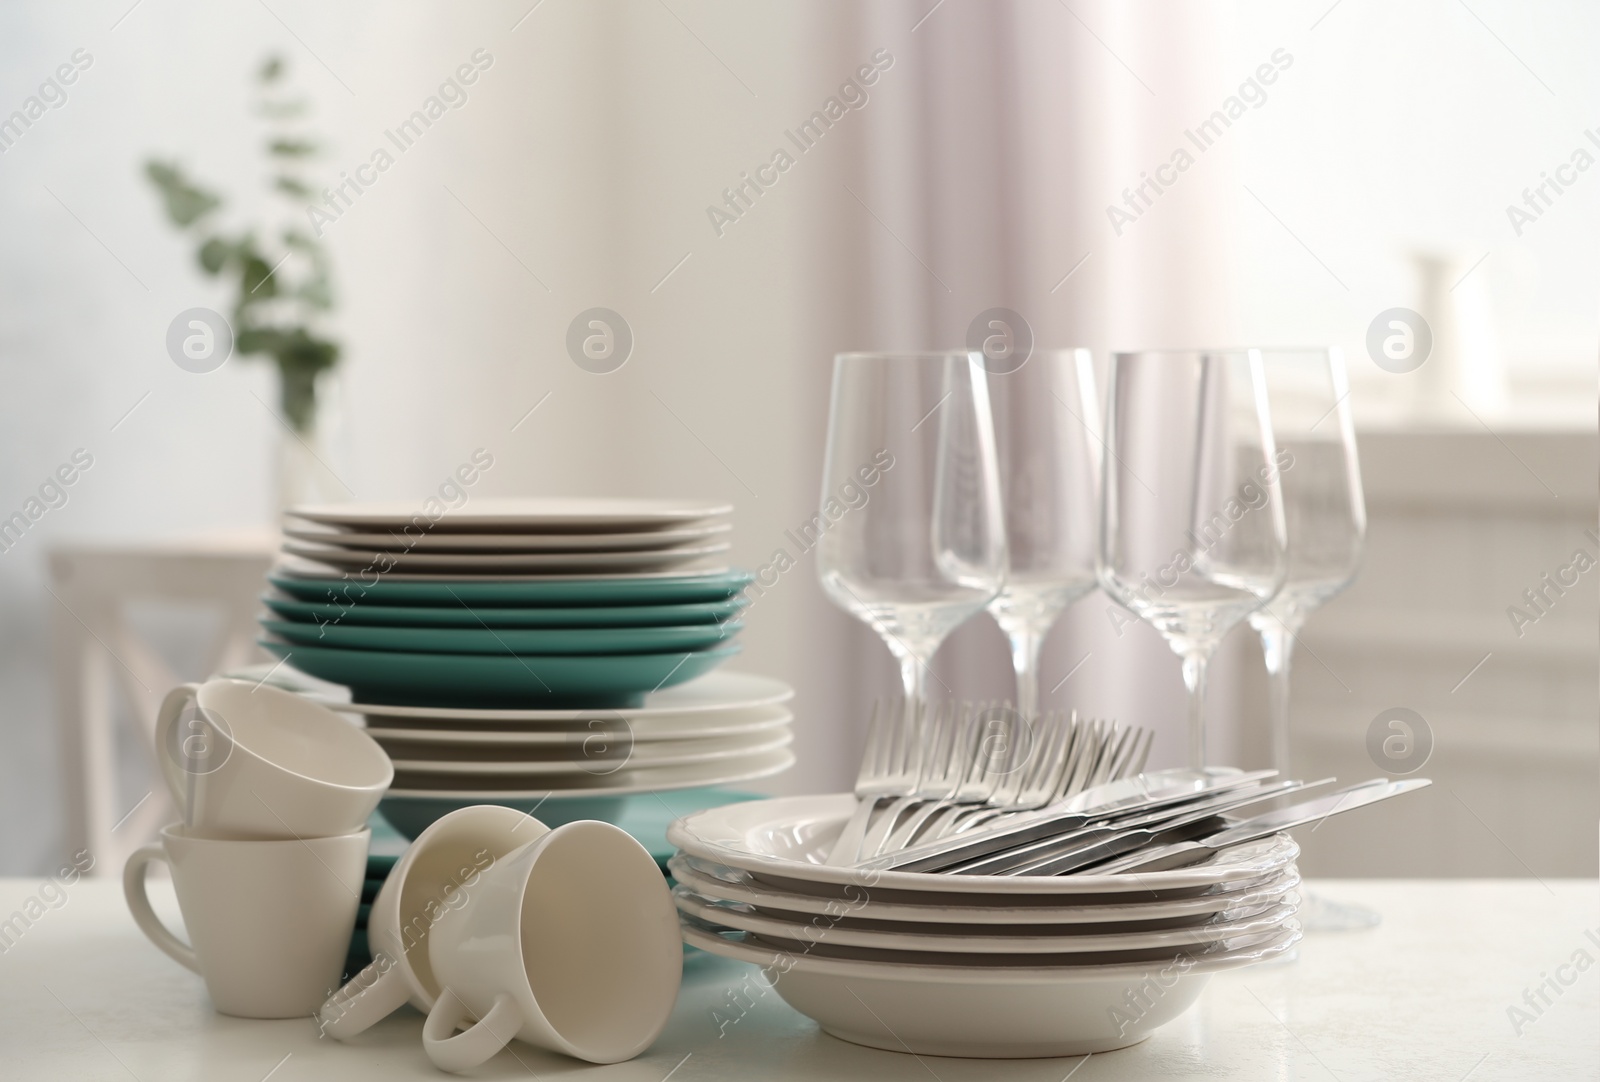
[0,878,1594,1081]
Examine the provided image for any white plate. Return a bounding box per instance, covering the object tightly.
[363,706,793,744]
[677,922,1300,1057]
[289,498,732,533]
[272,554,732,583]
[283,520,732,553]
[675,888,1297,954]
[282,540,731,573]
[383,729,793,775]
[667,855,1300,924]
[667,793,1299,895]
[385,746,794,798]
[326,671,794,721]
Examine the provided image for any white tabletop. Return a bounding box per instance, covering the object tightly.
[0,878,1593,1080]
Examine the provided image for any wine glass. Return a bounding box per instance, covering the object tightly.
[816,352,1008,717]
[1248,347,1372,929]
[1098,350,1287,768]
[985,349,1102,722]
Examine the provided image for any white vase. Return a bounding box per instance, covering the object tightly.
[1408,251,1506,419]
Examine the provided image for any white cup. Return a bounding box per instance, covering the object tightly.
[422,820,682,1071]
[156,679,392,839]
[318,805,549,1038]
[124,824,368,1018]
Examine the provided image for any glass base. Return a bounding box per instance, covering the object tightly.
[1298,889,1381,932]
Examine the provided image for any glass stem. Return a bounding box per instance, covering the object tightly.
[1259,623,1296,778]
[1180,650,1211,769]
[898,650,929,719]
[1007,627,1044,722]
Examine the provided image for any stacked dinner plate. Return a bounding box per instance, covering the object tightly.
[334,672,796,839]
[259,498,747,708]
[667,794,1302,1058]
[253,498,796,837]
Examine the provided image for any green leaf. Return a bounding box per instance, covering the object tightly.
[268,139,317,158]
[259,55,284,83]
[197,237,232,274]
[241,254,278,298]
[143,160,221,226]
[281,228,317,250]
[274,176,314,198]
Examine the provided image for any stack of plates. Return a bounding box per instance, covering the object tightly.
[319,672,798,839]
[252,498,797,841]
[668,795,1303,1058]
[258,498,748,708]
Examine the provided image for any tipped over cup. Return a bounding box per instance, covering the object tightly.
[155,678,392,839]
[422,820,682,1071]
[318,804,550,1039]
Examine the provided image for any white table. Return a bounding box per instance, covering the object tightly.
[0,879,1593,1080]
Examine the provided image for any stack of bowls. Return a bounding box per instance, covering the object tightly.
[667,794,1303,1058]
[255,497,794,840]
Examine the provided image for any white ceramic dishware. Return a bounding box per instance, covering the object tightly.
[283,519,732,552]
[289,497,732,533]
[666,855,1301,925]
[379,730,794,775]
[328,671,794,723]
[155,679,393,839]
[675,888,1298,954]
[386,746,795,799]
[124,824,368,1018]
[319,805,548,1037]
[680,920,1299,1057]
[281,540,731,573]
[667,793,1298,896]
[421,820,682,1071]
[362,706,792,744]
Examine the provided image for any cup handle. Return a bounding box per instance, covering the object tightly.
[153,683,201,819]
[422,987,522,1073]
[122,844,199,974]
[318,955,412,1039]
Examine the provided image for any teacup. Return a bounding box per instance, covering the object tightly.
[124,824,368,1018]
[422,820,681,1071]
[319,805,549,1038]
[156,679,392,839]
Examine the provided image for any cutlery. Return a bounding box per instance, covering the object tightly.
[1089,777,1432,875]
[828,703,1151,864]
[857,768,1280,872]
[946,777,1333,876]
[824,701,926,864]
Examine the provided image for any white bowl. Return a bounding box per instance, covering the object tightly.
[668,854,1300,924]
[675,887,1298,954]
[681,921,1300,1058]
[667,793,1298,895]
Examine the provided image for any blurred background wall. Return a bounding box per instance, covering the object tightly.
[0,0,1595,878]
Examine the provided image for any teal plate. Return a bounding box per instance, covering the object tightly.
[267,569,753,607]
[261,594,751,629]
[259,618,743,656]
[261,638,739,708]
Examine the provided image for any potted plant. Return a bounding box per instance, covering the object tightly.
[144,55,342,510]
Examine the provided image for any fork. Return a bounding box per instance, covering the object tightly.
[855,702,981,859]
[823,701,925,865]
[874,702,1019,854]
[914,708,1076,842]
